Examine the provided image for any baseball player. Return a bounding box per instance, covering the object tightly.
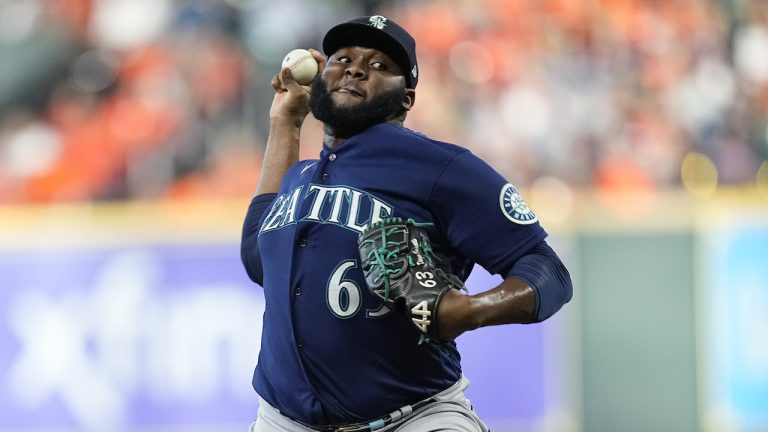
[241,15,573,432]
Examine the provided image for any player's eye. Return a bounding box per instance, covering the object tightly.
[370,61,387,70]
[336,56,351,64]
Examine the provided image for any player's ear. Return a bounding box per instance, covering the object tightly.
[401,89,415,112]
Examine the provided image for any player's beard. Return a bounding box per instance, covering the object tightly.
[309,77,406,138]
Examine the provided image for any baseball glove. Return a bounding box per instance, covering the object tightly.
[358,218,464,343]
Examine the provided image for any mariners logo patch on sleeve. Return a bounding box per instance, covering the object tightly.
[499,183,538,224]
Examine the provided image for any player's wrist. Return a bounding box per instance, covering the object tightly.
[270,113,306,130]
[269,114,306,134]
[269,92,309,128]
[437,289,477,340]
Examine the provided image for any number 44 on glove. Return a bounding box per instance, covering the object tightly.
[357,218,465,344]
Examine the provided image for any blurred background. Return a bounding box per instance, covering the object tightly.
[0,0,766,431]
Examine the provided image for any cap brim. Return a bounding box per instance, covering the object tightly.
[323,23,412,87]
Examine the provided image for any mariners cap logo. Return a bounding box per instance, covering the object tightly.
[499,183,538,225]
[411,65,418,79]
[369,15,388,30]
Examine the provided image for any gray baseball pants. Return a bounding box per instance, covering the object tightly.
[248,375,489,432]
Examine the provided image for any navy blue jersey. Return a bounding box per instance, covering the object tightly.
[241,123,547,425]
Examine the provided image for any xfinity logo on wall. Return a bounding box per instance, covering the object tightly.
[0,248,264,431]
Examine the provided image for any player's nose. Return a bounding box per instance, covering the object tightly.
[344,62,367,79]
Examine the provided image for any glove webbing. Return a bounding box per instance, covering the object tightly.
[361,223,404,302]
[361,218,438,302]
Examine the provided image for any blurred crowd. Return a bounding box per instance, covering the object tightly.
[0,0,766,204]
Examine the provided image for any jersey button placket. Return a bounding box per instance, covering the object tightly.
[321,153,335,181]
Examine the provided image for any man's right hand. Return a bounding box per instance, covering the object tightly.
[269,49,326,128]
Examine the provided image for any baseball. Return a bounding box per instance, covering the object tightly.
[282,49,319,85]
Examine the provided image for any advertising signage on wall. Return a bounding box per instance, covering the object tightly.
[0,245,264,430]
[0,241,556,431]
[703,213,768,431]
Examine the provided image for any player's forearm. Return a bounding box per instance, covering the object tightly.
[471,277,537,327]
[438,241,572,340]
[255,118,302,195]
[438,279,536,340]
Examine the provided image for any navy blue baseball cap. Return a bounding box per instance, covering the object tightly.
[322,15,419,89]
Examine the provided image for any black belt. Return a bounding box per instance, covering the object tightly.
[296,396,437,432]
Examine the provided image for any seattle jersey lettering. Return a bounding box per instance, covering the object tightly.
[260,184,394,234]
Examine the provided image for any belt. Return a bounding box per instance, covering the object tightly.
[297,396,437,432]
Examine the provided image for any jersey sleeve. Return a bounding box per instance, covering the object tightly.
[240,193,278,285]
[429,151,547,277]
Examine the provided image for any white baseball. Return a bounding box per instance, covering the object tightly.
[282,49,319,85]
